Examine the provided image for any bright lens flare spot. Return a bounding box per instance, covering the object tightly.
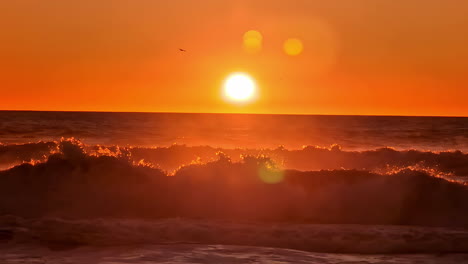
[243,30,263,54]
[284,38,304,56]
[223,73,257,103]
[259,167,284,184]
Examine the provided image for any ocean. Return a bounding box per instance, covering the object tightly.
[2,111,468,150]
[1,111,468,263]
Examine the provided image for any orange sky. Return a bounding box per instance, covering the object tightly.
[1,0,468,116]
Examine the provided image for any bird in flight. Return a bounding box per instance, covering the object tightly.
[179,48,187,52]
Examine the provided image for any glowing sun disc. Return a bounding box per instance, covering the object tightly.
[223,73,257,103]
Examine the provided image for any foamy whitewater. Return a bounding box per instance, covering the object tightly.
[1,111,468,263]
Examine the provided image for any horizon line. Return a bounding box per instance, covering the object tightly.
[0,109,467,118]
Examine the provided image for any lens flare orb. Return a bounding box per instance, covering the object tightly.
[243,30,263,54]
[284,38,304,56]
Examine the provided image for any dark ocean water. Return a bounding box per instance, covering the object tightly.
[2,111,468,262]
[1,111,468,150]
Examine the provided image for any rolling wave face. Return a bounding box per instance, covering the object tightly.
[0,141,55,170]
[1,139,468,179]
[0,139,467,227]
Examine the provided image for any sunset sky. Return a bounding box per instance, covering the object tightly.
[1,0,467,116]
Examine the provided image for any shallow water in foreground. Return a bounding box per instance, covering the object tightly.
[2,244,468,264]
[3,217,468,254]
[2,217,468,264]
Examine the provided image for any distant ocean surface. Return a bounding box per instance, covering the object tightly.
[2,111,468,263]
[1,111,468,150]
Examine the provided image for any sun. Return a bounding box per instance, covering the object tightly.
[223,73,257,103]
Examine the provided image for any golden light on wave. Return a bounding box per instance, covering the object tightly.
[284,38,303,56]
[223,73,257,103]
[243,30,263,54]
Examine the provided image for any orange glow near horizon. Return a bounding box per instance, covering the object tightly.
[1,1,468,116]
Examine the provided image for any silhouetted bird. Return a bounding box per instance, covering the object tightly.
[179,48,187,52]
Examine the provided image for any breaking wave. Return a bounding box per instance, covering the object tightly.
[0,139,468,228]
[2,139,468,179]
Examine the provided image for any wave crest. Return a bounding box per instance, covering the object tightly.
[0,139,467,227]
